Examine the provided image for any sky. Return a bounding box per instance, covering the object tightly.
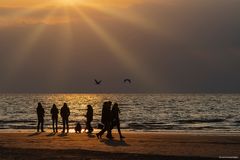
[0,0,240,93]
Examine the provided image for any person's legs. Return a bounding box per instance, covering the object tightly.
[117,123,121,135]
[97,128,106,137]
[106,122,113,139]
[86,121,89,130]
[117,123,124,138]
[52,119,55,132]
[37,120,40,132]
[56,117,58,132]
[89,120,93,133]
[117,122,124,138]
[97,123,107,138]
[66,118,69,133]
[41,118,44,132]
[86,120,91,133]
[62,118,65,133]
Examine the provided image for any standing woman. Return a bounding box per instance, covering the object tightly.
[85,105,93,133]
[61,103,70,133]
[112,103,125,138]
[36,102,45,132]
[51,104,59,133]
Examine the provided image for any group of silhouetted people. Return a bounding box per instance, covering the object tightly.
[97,101,125,139]
[36,101,124,139]
[37,102,70,133]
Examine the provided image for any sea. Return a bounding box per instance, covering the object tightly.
[0,94,240,133]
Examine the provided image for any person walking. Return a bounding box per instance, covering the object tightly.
[60,103,70,133]
[85,105,93,133]
[51,104,59,133]
[96,101,113,139]
[36,102,45,132]
[112,103,125,138]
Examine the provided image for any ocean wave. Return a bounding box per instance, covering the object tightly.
[0,94,240,132]
[0,120,35,123]
[128,123,178,130]
[176,119,225,124]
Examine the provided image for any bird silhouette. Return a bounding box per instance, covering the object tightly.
[94,79,102,85]
[124,79,131,84]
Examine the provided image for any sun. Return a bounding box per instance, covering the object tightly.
[56,0,85,6]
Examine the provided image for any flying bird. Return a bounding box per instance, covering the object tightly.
[124,79,131,84]
[94,79,102,85]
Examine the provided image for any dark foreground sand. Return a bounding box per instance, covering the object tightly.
[0,132,240,160]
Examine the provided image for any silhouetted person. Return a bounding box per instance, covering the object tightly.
[75,122,81,133]
[51,104,59,133]
[85,105,93,133]
[36,102,45,132]
[61,103,70,133]
[112,103,125,138]
[96,101,113,139]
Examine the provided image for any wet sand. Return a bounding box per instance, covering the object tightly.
[0,132,240,160]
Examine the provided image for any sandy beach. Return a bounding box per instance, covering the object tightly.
[0,131,240,160]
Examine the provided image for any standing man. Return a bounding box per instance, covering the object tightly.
[51,104,59,133]
[61,103,70,133]
[85,105,93,133]
[36,102,45,132]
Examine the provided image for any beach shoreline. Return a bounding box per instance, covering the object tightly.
[1,128,240,135]
[0,131,240,160]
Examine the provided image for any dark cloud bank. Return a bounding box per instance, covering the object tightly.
[0,0,240,93]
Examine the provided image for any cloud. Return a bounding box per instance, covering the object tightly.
[0,0,142,27]
[0,0,240,92]
[0,0,142,8]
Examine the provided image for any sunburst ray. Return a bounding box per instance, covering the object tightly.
[84,4,160,33]
[48,5,75,84]
[4,6,61,81]
[73,7,157,87]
